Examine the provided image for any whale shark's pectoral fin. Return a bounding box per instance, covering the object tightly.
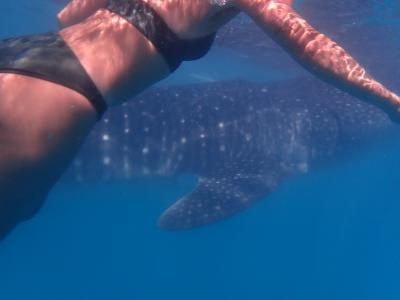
[158,173,281,230]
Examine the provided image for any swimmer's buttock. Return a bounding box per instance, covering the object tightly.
[106,0,216,72]
[0,33,107,119]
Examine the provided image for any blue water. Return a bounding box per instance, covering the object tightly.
[1,1,400,299]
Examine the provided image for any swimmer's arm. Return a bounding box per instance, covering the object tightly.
[234,0,400,120]
[57,0,108,28]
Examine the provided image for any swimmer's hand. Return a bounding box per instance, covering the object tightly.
[235,0,400,123]
[57,0,108,28]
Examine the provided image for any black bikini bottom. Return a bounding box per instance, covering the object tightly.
[0,32,107,119]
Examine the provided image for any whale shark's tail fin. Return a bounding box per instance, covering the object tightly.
[158,164,285,229]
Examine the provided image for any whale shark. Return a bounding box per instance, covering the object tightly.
[62,77,395,229]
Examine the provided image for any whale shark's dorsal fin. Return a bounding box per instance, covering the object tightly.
[158,167,285,229]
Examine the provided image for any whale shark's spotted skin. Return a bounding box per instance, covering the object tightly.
[63,78,394,229]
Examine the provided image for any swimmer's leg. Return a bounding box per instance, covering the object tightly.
[0,73,97,241]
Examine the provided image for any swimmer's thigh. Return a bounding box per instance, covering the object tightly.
[0,74,98,239]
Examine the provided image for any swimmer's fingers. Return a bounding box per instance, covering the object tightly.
[386,95,400,123]
[57,0,108,29]
[363,91,400,123]
[366,86,400,123]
